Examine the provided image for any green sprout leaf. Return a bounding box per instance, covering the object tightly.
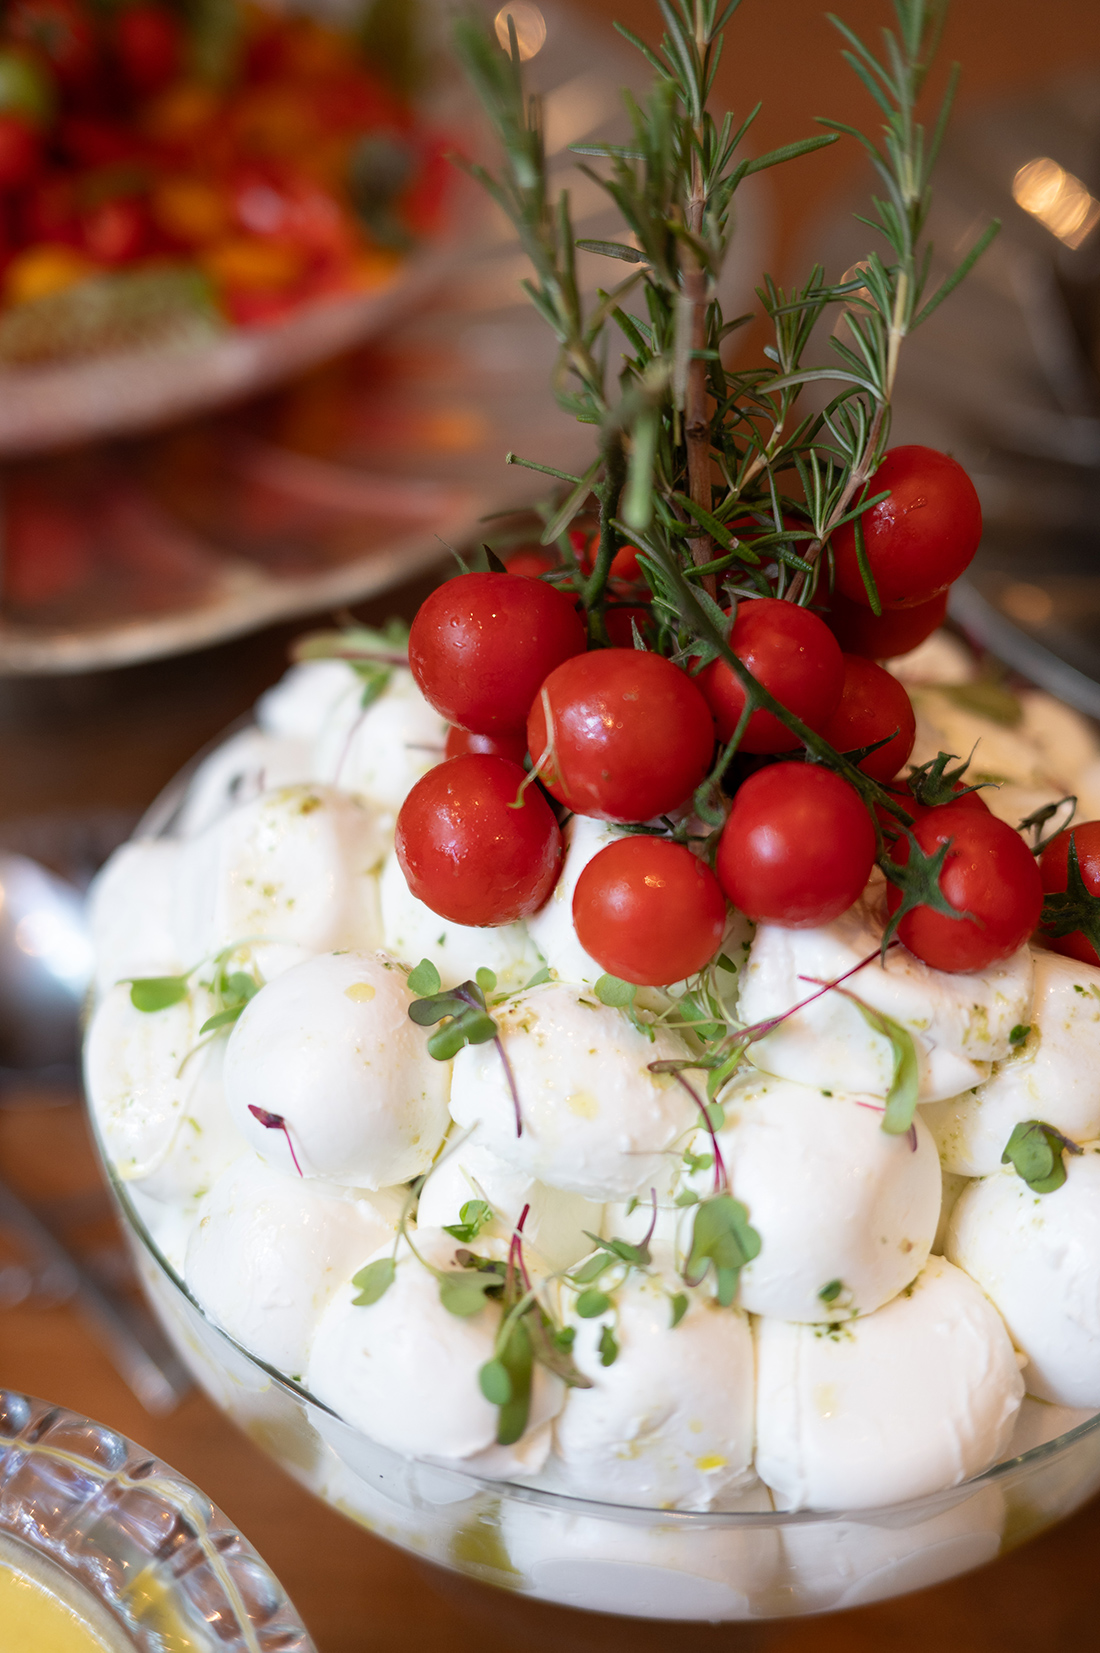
[595,974,637,1009]
[1009,1024,1031,1047]
[669,1291,689,1328]
[128,974,190,1013]
[476,967,498,993]
[479,1357,512,1406]
[575,1288,612,1319]
[407,958,442,996]
[442,1200,494,1243]
[818,1279,843,1304]
[495,1318,534,1445]
[352,1257,396,1306]
[1002,1120,1082,1194]
[684,1194,761,1306]
[438,1271,500,1317]
[598,1325,619,1367]
[844,997,919,1135]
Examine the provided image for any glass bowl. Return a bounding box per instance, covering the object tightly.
[0,1389,316,1650]
[88,1126,1100,1623]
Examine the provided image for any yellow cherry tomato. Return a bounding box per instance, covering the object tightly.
[5,244,96,306]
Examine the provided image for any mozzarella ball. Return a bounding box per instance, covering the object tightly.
[933,1170,970,1255]
[176,726,312,838]
[685,1074,941,1322]
[415,1132,601,1271]
[553,1258,755,1509]
[500,1483,780,1620]
[525,814,619,985]
[312,667,447,812]
[307,1228,563,1473]
[739,881,1033,1104]
[378,849,542,992]
[754,1255,1024,1509]
[128,1185,198,1277]
[88,839,182,999]
[779,1486,1005,1612]
[449,982,697,1201]
[256,659,356,743]
[923,952,1100,1176]
[946,1152,1100,1408]
[185,1155,401,1377]
[224,950,450,1187]
[85,981,246,1205]
[173,783,386,965]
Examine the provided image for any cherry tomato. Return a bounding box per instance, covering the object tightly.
[409,571,586,735]
[831,446,982,610]
[444,724,528,766]
[0,113,40,188]
[820,655,915,782]
[823,588,948,659]
[604,604,654,648]
[527,648,715,824]
[81,194,149,263]
[695,597,845,753]
[573,836,727,986]
[716,763,875,928]
[395,753,562,926]
[505,545,558,578]
[114,3,181,95]
[7,0,97,91]
[570,529,643,581]
[886,804,1042,972]
[1039,822,1100,966]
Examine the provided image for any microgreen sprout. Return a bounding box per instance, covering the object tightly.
[798,976,919,1136]
[247,1106,304,1178]
[406,958,524,1135]
[1002,1120,1082,1195]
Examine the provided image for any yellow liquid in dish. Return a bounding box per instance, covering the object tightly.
[0,1547,130,1653]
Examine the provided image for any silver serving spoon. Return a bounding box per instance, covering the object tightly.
[0,853,92,1081]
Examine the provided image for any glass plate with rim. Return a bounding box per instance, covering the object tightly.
[74,742,1100,1625]
[0,1388,316,1651]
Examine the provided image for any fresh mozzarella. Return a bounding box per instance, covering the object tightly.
[739,880,1033,1104]
[946,1151,1100,1408]
[306,1228,562,1473]
[415,1131,601,1271]
[87,839,183,999]
[184,1154,401,1376]
[500,1483,781,1619]
[378,849,542,991]
[224,950,450,1188]
[175,726,312,838]
[84,981,246,1205]
[256,659,356,743]
[923,952,1100,1176]
[933,1170,970,1255]
[311,667,447,813]
[173,783,386,965]
[682,1073,941,1322]
[552,1255,755,1509]
[449,982,697,1202]
[525,814,620,986]
[754,1254,1024,1510]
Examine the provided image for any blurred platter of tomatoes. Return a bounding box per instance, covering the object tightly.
[0,0,465,451]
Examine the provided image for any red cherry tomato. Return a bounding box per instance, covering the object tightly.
[820,656,916,782]
[886,804,1042,972]
[81,194,148,263]
[445,724,528,766]
[409,572,586,735]
[1039,822,1100,966]
[114,3,181,95]
[604,605,653,648]
[395,754,562,927]
[695,597,845,754]
[573,837,727,986]
[505,545,558,578]
[526,649,715,824]
[0,113,40,189]
[832,446,982,610]
[570,529,643,581]
[716,763,875,927]
[823,589,948,658]
[7,0,97,90]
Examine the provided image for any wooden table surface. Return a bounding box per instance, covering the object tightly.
[4,2,1100,1649]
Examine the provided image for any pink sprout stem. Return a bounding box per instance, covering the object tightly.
[672,1073,727,1195]
[247,1106,303,1178]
